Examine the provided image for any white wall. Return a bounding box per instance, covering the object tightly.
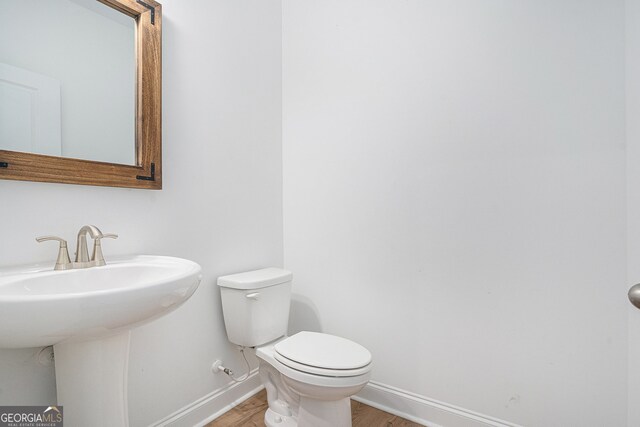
[282,1,628,426]
[1,1,633,425]
[627,1,640,425]
[0,1,282,426]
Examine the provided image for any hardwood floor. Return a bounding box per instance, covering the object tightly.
[207,389,424,427]
[207,390,267,427]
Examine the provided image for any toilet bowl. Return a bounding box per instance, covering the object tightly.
[217,268,372,427]
[257,332,371,427]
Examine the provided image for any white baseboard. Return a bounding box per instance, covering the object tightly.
[353,381,523,427]
[152,374,521,427]
[151,369,263,427]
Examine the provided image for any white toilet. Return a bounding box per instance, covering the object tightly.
[217,268,372,427]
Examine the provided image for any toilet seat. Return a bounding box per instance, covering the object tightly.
[256,338,371,388]
[274,331,372,377]
[274,354,372,377]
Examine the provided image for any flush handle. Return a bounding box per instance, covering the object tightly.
[246,292,260,300]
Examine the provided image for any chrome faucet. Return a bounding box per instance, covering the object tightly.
[37,225,118,270]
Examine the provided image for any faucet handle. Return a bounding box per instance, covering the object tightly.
[91,233,118,267]
[36,235,66,243]
[36,236,72,271]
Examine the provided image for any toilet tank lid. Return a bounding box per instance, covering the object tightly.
[217,268,292,290]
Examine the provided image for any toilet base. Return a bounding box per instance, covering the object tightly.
[259,360,356,427]
[264,398,351,427]
[265,408,297,427]
[296,396,352,427]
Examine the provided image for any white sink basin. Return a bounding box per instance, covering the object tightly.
[0,255,202,426]
[0,255,201,348]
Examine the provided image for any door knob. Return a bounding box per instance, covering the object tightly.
[629,284,640,309]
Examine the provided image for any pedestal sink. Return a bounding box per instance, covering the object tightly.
[0,255,202,427]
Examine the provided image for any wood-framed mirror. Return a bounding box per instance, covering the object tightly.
[0,0,162,189]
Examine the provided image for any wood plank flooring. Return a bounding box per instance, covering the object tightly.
[207,389,424,427]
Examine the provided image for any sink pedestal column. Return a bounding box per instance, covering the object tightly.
[53,331,131,427]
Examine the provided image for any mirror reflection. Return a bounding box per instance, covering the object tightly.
[0,0,136,165]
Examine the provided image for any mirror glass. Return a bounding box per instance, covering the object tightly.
[0,0,136,165]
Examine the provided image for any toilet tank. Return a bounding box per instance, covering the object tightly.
[217,268,292,347]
